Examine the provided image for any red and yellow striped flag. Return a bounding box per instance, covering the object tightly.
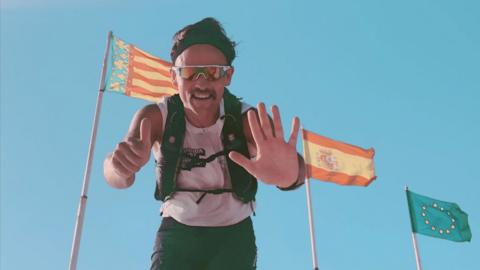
[302,129,376,186]
[106,35,177,102]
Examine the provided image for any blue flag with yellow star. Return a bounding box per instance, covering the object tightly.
[406,190,472,242]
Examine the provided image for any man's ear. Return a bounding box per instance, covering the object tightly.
[170,68,178,88]
[224,66,234,86]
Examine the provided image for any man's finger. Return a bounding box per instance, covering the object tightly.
[271,105,284,139]
[229,151,255,175]
[257,103,273,138]
[117,142,143,164]
[139,118,152,146]
[287,116,300,146]
[125,139,149,158]
[247,110,265,144]
[112,153,137,175]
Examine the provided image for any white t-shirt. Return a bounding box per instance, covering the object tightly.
[156,97,255,227]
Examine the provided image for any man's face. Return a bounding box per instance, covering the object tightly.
[171,44,234,116]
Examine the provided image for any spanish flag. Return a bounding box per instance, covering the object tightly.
[105,35,177,102]
[302,129,376,186]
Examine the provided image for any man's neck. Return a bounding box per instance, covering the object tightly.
[184,108,220,128]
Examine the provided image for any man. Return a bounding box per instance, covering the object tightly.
[103,17,305,270]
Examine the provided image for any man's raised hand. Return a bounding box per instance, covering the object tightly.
[108,118,152,185]
[229,103,300,188]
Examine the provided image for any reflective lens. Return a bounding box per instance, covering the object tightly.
[172,65,231,81]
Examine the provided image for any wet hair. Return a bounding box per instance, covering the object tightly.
[170,17,237,65]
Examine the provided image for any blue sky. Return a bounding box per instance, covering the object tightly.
[1,0,479,269]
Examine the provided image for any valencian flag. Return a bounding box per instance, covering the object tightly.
[105,35,177,102]
[301,129,376,186]
[406,190,472,242]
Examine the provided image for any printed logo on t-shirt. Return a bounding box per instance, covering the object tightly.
[180,148,207,170]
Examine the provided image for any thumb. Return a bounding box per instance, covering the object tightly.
[229,151,255,174]
[139,118,152,146]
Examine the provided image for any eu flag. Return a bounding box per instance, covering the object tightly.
[406,190,472,242]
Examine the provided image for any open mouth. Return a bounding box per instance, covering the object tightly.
[191,91,215,100]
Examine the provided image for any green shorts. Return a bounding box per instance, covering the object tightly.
[150,217,257,270]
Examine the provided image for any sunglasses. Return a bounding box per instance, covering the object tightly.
[172,65,232,81]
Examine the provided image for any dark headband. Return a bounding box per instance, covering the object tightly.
[170,31,235,65]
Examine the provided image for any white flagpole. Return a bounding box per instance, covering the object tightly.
[411,232,423,270]
[405,186,423,270]
[69,31,112,270]
[301,127,319,270]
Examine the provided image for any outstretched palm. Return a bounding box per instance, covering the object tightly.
[229,103,300,188]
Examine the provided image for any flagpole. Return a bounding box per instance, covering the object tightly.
[302,127,319,270]
[405,185,423,270]
[69,31,112,270]
[411,232,423,270]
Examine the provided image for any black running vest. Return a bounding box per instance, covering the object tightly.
[154,89,258,203]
